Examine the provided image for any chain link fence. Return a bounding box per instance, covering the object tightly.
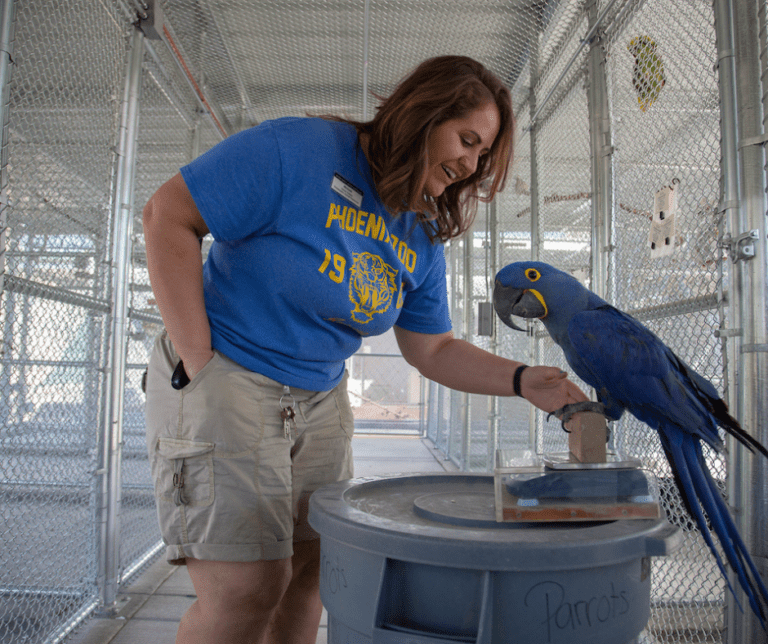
[0,1,129,642]
[0,1,765,643]
[0,2,439,641]
[429,0,765,642]
[0,1,228,641]
[349,331,425,435]
[606,1,728,638]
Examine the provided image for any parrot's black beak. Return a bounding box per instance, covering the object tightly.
[493,280,547,332]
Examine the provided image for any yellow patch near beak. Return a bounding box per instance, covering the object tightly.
[528,289,548,318]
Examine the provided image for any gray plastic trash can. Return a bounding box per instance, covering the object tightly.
[308,473,681,644]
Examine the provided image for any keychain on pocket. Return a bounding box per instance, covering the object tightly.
[279,386,296,439]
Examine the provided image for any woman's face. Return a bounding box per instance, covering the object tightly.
[424,101,501,199]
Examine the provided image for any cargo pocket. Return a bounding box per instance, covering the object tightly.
[155,437,215,507]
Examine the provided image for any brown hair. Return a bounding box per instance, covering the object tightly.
[334,56,514,242]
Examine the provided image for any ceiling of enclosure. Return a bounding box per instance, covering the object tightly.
[153,0,576,131]
[5,0,598,248]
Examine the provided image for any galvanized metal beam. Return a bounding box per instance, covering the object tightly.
[714,0,768,640]
[731,0,768,641]
[0,0,14,298]
[96,25,144,613]
[586,0,613,301]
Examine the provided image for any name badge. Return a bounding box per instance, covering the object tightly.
[331,173,364,208]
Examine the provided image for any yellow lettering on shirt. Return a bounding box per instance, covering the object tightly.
[344,207,357,232]
[397,241,409,264]
[329,254,346,283]
[396,282,404,309]
[364,212,382,239]
[405,248,417,273]
[325,204,344,228]
[356,211,368,235]
[319,248,346,284]
[325,201,418,273]
[318,249,331,273]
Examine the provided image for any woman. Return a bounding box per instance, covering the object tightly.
[143,55,587,644]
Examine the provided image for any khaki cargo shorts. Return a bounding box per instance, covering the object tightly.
[145,331,355,564]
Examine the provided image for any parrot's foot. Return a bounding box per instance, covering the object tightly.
[547,401,608,433]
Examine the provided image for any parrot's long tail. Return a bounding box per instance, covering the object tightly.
[660,430,768,629]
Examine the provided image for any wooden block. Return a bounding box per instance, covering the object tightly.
[568,411,607,463]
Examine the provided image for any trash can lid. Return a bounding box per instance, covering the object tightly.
[308,474,681,571]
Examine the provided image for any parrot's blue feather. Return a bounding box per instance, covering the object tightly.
[494,261,768,627]
[685,439,768,621]
[658,432,740,603]
[566,306,725,449]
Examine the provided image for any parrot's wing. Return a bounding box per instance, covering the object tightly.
[564,305,717,439]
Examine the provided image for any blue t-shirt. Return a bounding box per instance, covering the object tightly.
[180,117,452,391]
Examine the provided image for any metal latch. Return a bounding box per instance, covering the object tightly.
[721,229,759,263]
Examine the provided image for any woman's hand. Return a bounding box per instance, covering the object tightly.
[183,350,216,381]
[518,366,589,415]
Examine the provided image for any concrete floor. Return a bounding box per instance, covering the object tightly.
[66,435,453,644]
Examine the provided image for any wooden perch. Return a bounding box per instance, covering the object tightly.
[568,411,608,463]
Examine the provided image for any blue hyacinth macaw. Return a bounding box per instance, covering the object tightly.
[494,261,768,626]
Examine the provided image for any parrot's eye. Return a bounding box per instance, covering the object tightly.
[525,268,541,282]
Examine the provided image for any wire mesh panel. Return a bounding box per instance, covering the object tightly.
[444,238,469,466]
[349,330,425,435]
[162,0,366,126]
[494,109,541,456]
[464,232,497,471]
[482,0,595,464]
[491,0,736,641]
[606,1,728,640]
[0,1,762,642]
[0,1,129,642]
[425,379,452,454]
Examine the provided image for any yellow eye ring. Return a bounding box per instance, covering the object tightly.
[525,268,541,282]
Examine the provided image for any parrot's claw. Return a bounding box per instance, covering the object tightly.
[547,401,608,433]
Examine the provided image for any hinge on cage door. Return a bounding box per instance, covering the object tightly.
[720,229,759,263]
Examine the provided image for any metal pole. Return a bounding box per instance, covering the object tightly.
[461,236,472,470]
[426,378,438,443]
[755,3,768,609]
[713,0,754,640]
[731,0,768,641]
[97,25,144,611]
[488,200,499,469]
[446,241,458,460]
[530,32,541,263]
[362,0,371,121]
[0,0,15,430]
[586,0,613,301]
[529,25,541,450]
[0,0,14,297]
[419,374,425,437]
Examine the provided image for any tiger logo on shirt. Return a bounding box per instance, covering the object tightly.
[349,252,397,323]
